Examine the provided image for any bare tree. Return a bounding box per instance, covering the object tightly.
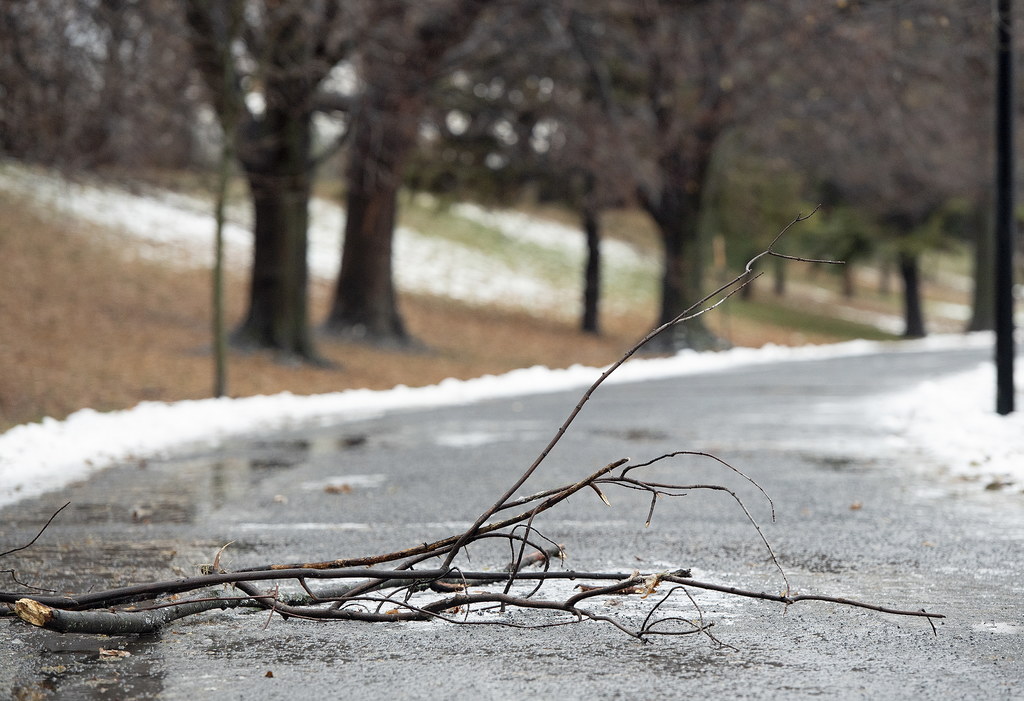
[183,0,355,359]
[408,3,633,335]
[0,0,197,170]
[323,0,497,347]
[604,2,745,348]
[555,7,639,334]
[777,1,994,338]
[556,0,818,351]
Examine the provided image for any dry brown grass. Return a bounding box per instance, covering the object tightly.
[0,192,661,430]
[2,187,935,432]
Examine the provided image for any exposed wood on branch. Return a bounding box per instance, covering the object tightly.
[14,596,235,635]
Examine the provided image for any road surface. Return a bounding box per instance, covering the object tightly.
[1,345,1021,699]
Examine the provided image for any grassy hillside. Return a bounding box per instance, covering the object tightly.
[0,172,970,431]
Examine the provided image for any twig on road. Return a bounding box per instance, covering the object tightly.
[1,213,941,644]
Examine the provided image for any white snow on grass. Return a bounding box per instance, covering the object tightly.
[0,162,642,319]
[451,202,655,270]
[1,332,1019,508]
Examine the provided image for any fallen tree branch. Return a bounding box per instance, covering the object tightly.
[1,213,944,644]
[10,566,942,635]
[14,596,239,635]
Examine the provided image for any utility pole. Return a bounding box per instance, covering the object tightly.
[995,0,1016,415]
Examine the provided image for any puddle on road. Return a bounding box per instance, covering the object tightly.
[591,427,672,442]
[121,430,374,519]
[11,630,167,700]
[972,622,1020,635]
[435,431,514,447]
[299,473,387,492]
[65,430,383,534]
[250,433,369,454]
[431,419,548,449]
[233,521,373,531]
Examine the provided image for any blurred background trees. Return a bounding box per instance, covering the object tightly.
[0,0,198,169]
[1,0,1016,355]
[183,0,355,359]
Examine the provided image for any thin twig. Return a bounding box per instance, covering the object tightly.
[444,209,839,569]
[662,574,945,619]
[0,501,71,559]
[6,213,943,644]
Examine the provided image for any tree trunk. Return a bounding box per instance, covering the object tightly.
[649,208,721,351]
[233,172,316,357]
[324,90,418,347]
[841,264,856,298]
[232,108,317,359]
[327,178,408,344]
[640,154,720,352]
[740,271,755,300]
[898,251,926,338]
[211,119,231,396]
[773,256,786,296]
[967,217,995,331]
[878,257,893,296]
[322,0,493,348]
[181,1,349,364]
[581,176,601,335]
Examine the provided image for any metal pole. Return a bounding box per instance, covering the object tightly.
[995,0,1016,415]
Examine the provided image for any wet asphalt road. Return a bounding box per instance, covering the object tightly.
[1,344,1022,699]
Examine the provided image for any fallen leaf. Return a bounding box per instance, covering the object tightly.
[99,648,131,659]
[265,671,274,678]
[640,573,662,598]
[849,501,863,510]
[212,541,234,572]
[324,483,353,494]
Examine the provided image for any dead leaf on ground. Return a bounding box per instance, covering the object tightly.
[99,648,131,659]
